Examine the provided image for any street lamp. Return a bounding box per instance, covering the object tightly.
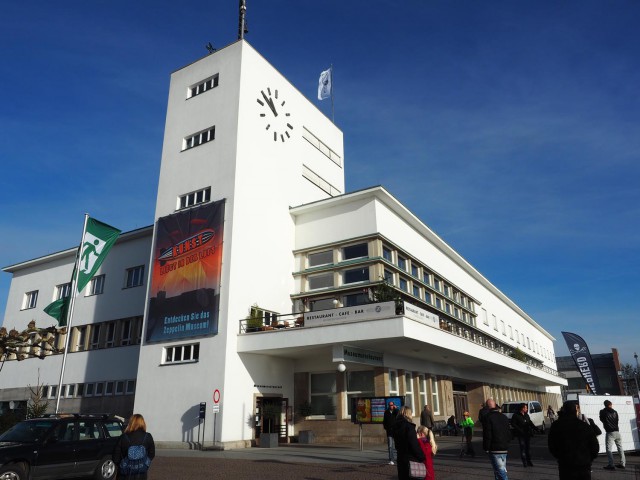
[634,352,640,401]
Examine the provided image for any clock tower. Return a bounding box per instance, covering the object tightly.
[134,39,344,445]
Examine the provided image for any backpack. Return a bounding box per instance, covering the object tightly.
[119,433,151,476]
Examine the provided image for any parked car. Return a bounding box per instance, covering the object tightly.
[500,400,546,433]
[0,413,123,480]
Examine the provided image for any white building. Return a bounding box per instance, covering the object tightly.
[1,40,565,447]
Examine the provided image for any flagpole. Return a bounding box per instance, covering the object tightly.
[330,64,335,123]
[54,213,89,413]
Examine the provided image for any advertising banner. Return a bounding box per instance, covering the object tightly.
[562,331,601,395]
[351,396,403,424]
[146,200,225,343]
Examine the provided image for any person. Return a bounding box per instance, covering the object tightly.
[114,413,156,480]
[510,403,534,467]
[446,415,459,435]
[383,400,398,465]
[548,400,599,479]
[459,411,475,457]
[420,405,435,430]
[599,400,626,470]
[478,398,493,427]
[393,406,425,480]
[416,425,437,479]
[482,398,511,480]
[547,405,556,423]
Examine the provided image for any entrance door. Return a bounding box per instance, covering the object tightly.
[452,393,468,423]
[255,397,289,442]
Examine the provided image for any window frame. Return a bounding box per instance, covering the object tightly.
[22,290,39,310]
[125,265,145,289]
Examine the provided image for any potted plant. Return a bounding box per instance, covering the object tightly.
[245,305,264,332]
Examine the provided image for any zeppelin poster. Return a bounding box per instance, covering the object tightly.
[146,200,225,343]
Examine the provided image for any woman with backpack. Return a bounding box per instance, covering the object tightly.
[114,413,156,479]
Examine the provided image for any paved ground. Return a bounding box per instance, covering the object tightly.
[149,434,640,479]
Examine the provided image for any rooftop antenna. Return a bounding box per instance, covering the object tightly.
[205,42,216,54]
[238,0,248,40]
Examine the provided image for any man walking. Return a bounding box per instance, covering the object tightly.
[420,404,434,430]
[383,400,398,465]
[599,400,626,470]
[510,403,535,467]
[549,401,599,479]
[482,398,511,480]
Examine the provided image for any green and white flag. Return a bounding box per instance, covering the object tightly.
[77,218,120,293]
[44,296,71,327]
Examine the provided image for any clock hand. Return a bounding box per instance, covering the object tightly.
[262,91,278,117]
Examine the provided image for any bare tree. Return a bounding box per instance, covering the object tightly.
[0,320,66,374]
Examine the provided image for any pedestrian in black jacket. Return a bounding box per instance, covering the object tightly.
[482,399,511,480]
[599,400,626,470]
[114,413,156,480]
[393,406,425,480]
[549,401,599,480]
[382,400,398,465]
[510,403,535,467]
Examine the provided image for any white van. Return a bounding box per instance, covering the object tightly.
[500,400,546,433]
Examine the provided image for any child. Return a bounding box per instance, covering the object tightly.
[460,411,475,457]
[416,425,437,479]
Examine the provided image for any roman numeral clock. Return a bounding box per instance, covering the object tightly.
[256,87,294,142]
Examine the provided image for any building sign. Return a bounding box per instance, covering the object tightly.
[146,200,225,343]
[304,301,395,327]
[333,345,384,366]
[403,302,439,328]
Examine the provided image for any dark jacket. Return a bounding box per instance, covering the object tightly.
[548,415,599,469]
[482,409,511,453]
[478,405,491,427]
[114,429,156,480]
[383,407,398,434]
[420,408,435,429]
[393,415,425,480]
[599,407,619,433]
[510,411,535,438]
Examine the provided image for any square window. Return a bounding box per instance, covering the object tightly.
[308,272,333,290]
[125,266,144,288]
[308,250,333,267]
[55,283,71,300]
[343,267,368,284]
[22,290,38,310]
[342,243,368,260]
[382,246,392,262]
[88,275,105,296]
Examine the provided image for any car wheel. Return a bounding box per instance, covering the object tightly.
[94,457,117,480]
[0,464,28,480]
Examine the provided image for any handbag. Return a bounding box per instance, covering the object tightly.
[409,460,426,479]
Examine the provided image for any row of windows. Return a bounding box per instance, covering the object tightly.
[308,369,441,418]
[163,343,200,364]
[480,308,553,361]
[187,74,219,99]
[44,379,136,399]
[21,267,144,311]
[178,187,211,210]
[183,126,215,151]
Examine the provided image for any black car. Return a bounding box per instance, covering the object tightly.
[0,414,123,480]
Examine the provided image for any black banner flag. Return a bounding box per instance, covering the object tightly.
[561,331,601,395]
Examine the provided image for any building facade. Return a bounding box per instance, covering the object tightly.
[1,40,565,446]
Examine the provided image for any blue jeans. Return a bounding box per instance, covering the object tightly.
[489,453,508,480]
[605,431,625,467]
[387,435,396,462]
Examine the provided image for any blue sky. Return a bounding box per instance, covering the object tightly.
[1,1,638,367]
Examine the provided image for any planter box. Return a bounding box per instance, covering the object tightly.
[259,432,279,448]
[298,430,315,444]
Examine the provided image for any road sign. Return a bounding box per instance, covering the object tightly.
[213,389,221,404]
[213,404,220,413]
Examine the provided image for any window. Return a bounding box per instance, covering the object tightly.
[342,243,368,260]
[22,290,38,310]
[418,375,428,412]
[422,272,431,286]
[85,383,95,397]
[78,420,103,440]
[492,314,498,331]
[308,250,333,267]
[87,275,105,296]
[501,320,506,335]
[404,373,414,410]
[343,267,368,284]
[126,380,136,395]
[115,381,125,395]
[383,269,394,285]
[105,322,116,348]
[424,291,431,304]
[183,126,215,151]
[412,285,421,298]
[95,383,105,396]
[443,285,450,298]
[310,297,335,311]
[308,272,333,290]
[105,382,114,395]
[178,187,211,210]
[444,302,451,314]
[76,384,84,397]
[389,370,399,395]
[75,326,87,351]
[430,378,440,414]
[48,385,58,399]
[435,297,442,309]
[454,307,460,318]
[346,370,375,416]
[125,266,144,288]
[509,326,513,340]
[410,264,419,278]
[397,256,407,271]
[481,308,488,326]
[188,74,219,98]
[310,373,337,417]
[90,325,101,350]
[399,277,408,292]
[55,283,71,300]
[121,319,132,346]
[164,343,200,364]
[433,279,441,292]
[66,384,75,397]
[343,293,369,307]
[382,246,392,262]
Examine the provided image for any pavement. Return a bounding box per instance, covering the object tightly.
[150,434,640,479]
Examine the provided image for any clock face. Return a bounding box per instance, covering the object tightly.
[256,87,294,142]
